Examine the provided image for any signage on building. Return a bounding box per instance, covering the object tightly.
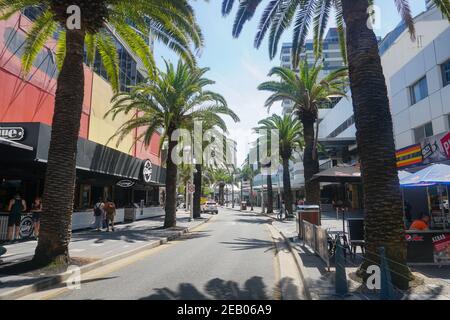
[142,160,153,183]
[396,144,423,168]
[116,180,135,188]
[421,131,450,165]
[19,216,34,238]
[0,127,25,141]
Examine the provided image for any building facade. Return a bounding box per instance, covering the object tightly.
[0,12,165,214]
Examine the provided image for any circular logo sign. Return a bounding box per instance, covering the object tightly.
[19,216,34,238]
[116,180,135,188]
[143,160,153,183]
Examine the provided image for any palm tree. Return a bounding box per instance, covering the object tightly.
[192,124,240,218]
[255,114,303,217]
[221,0,450,289]
[1,0,203,266]
[241,161,258,211]
[107,61,238,228]
[209,167,230,206]
[253,130,275,214]
[258,62,347,205]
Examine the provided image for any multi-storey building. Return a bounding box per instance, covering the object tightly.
[0,11,165,220]
[280,28,347,113]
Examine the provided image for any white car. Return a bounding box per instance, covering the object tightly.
[202,201,218,214]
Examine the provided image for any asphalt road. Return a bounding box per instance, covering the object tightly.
[53,208,281,300]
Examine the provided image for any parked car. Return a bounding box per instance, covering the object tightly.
[202,201,218,214]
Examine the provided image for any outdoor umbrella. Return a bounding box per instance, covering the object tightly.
[400,164,450,186]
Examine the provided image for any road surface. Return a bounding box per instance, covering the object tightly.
[40,208,295,300]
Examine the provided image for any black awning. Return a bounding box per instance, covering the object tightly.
[0,137,33,151]
[0,122,165,184]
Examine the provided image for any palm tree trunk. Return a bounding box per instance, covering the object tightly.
[164,129,178,228]
[302,116,321,204]
[231,180,235,208]
[341,0,412,289]
[219,184,224,205]
[193,164,202,218]
[250,180,254,211]
[33,29,86,267]
[282,157,294,217]
[267,173,274,214]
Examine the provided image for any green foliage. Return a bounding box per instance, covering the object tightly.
[2,0,204,91]
[255,113,303,161]
[106,60,239,159]
[258,61,347,120]
[222,0,450,68]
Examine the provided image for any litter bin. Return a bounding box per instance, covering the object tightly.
[297,205,320,238]
[240,201,247,211]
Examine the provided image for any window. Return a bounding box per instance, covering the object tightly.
[414,122,434,143]
[410,77,428,105]
[442,59,450,87]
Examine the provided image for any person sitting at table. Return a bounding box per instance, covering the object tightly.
[409,215,430,231]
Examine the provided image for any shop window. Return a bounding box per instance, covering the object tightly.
[410,76,429,105]
[414,122,434,143]
[442,59,450,87]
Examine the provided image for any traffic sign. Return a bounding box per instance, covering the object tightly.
[188,184,196,193]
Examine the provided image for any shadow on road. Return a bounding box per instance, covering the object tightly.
[220,237,279,253]
[139,276,301,300]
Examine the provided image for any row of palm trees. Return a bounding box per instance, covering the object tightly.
[1,0,217,266]
[222,0,449,288]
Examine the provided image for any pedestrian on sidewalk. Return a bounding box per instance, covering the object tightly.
[104,198,116,232]
[31,196,43,238]
[7,193,27,241]
[93,198,104,232]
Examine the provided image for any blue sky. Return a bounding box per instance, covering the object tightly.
[154,0,427,165]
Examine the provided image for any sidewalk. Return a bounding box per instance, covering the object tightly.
[233,206,450,300]
[0,211,212,299]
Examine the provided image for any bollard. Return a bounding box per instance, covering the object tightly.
[335,241,349,297]
[379,247,395,300]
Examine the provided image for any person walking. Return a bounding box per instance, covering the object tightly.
[93,198,104,232]
[30,196,43,238]
[104,199,116,232]
[7,193,27,241]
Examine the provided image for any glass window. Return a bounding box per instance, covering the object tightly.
[414,122,433,143]
[442,59,450,87]
[410,77,428,105]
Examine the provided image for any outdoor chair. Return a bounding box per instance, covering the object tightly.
[346,218,366,259]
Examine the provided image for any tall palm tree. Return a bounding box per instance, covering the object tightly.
[107,61,238,228]
[1,0,203,266]
[221,0,450,288]
[241,161,259,211]
[192,124,240,218]
[258,62,347,205]
[255,114,303,217]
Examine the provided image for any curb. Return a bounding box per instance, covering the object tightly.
[0,215,213,300]
[240,209,312,300]
[276,230,312,300]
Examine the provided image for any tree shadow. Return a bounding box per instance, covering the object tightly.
[140,276,299,300]
[220,238,277,253]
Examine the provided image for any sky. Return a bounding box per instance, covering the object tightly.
[154,0,427,166]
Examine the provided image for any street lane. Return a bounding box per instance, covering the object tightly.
[53,208,281,300]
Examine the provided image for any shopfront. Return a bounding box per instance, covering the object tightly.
[0,123,166,239]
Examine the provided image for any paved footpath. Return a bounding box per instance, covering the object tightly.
[0,212,210,298]
[235,207,450,300]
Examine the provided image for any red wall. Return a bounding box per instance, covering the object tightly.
[0,12,161,162]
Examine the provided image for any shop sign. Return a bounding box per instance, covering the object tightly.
[396,144,423,168]
[0,127,25,141]
[19,216,34,238]
[142,160,153,183]
[406,234,424,242]
[422,131,450,165]
[116,180,135,188]
[432,234,450,263]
